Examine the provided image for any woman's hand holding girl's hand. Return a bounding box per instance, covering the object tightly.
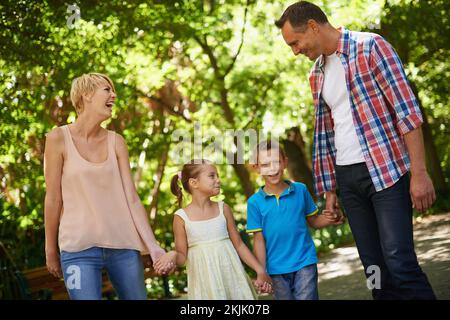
[149,244,166,266]
[153,251,177,276]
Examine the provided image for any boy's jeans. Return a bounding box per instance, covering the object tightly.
[60,247,147,300]
[271,263,319,300]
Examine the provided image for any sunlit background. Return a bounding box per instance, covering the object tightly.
[0,0,448,299]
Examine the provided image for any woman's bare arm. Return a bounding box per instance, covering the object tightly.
[114,133,165,262]
[43,128,64,278]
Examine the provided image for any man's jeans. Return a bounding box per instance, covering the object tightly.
[60,247,147,300]
[335,163,436,300]
[271,264,319,300]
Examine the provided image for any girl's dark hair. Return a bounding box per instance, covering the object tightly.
[275,1,329,30]
[170,159,212,207]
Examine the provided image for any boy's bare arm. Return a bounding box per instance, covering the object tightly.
[307,211,344,229]
[307,214,329,229]
[252,232,267,270]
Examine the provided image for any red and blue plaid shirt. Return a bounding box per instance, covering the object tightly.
[310,27,423,196]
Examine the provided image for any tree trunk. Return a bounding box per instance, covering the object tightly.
[194,34,254,199]
[377,1,448,196]
[231,163,255,199]
[283,127,314,195]
[149,144,170,222]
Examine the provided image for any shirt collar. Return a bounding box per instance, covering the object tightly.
[317,26,349,69]
[258,180,295,198]
[336,26,350,55]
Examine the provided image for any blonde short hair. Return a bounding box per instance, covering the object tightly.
[70,73,116,114]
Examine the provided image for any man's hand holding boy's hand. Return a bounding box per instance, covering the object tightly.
[323,209,345,225]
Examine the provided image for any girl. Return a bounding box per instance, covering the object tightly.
[154,159,272,299]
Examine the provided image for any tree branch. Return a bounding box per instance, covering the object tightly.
[193,34,223,80]
[224,0,249,76]
[149,143,170,221]
[136,88,192,122]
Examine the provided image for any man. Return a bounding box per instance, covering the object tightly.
[275,1,436,299]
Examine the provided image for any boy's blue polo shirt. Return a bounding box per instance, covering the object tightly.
[246,181,318,275]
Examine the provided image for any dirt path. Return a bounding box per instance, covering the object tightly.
[317,212,450,300]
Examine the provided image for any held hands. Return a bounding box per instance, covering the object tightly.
[254,271,273,295]
[324,191,345,225]
[149,245,166,266]
[153,251,177,276]
[322,207,345,225]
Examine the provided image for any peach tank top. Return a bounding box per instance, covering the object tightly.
[58,125,146,253]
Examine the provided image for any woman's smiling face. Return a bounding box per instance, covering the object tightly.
[82,79,116,120]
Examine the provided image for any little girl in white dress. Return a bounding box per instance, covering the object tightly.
[154,159,272,299]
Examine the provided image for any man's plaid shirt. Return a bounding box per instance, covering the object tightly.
[309,27,423,196]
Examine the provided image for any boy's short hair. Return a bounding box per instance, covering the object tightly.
[70,73,115,114]
[252,140,286,164]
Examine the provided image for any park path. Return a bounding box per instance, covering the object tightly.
[317,212,450,299]
[173,212,450,300]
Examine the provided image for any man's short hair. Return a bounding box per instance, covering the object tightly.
[275,1,328,30]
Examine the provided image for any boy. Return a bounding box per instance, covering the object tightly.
[246,140,344,300]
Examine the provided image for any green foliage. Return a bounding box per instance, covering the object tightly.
[375,0,450,181]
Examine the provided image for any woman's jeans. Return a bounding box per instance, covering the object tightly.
[271,264,319,300]
[335,163,436,300]
[60,247,147,300]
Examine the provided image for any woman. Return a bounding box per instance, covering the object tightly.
[44,73,169,300]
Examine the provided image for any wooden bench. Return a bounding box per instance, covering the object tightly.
[22,254,158,300]
[1,241,165,300]
[22,266,116,300]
